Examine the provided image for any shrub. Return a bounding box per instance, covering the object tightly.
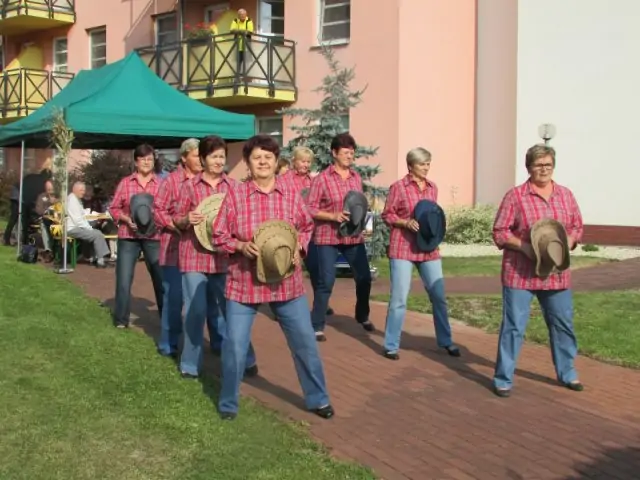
[444,204,497,245]
[0,169,19,219]
[582,243,600,252]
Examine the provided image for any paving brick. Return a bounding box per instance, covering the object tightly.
[69,263,640,480]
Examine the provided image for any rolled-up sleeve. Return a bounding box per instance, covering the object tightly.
[109,179,126,223]
[212,189,238,254]
[492,189,516,249]
[381,183,400,226]
[567,190,584,244]
[306,175,323,217]
[154,178,173,229]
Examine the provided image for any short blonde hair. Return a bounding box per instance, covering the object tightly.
[292,146,314,162]
[406,147,432,167]
[525,144,556,169]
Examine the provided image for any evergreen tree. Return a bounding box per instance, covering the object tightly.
[278,46,389,259]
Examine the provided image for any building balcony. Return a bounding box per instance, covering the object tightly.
[0,0,75,36]
[0,68,74,123]
[137,33,296,108]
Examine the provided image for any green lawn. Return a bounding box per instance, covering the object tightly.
[371,291,640,368]
[0,248,374,480]
[371,255,610,279]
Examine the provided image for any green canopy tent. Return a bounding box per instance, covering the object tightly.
[0,51,255,149]
[1,52,255,268]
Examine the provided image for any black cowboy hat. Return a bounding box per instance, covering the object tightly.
[413,199,446,252]
[130,193,156,237]
[338,190,368,238]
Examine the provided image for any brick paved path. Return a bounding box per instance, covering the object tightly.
[369,257,640,296]
[70,264,640,480]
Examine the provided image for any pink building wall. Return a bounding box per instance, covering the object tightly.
[2,0,479,207]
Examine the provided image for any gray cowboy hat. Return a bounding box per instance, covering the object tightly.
[338,190,368,238]
[530,218,571,278]
[130,193,156,237]
[413,199,446,252]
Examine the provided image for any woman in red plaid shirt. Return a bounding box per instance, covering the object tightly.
[381,148,460,360]
[110,144,164,329]
[212,135,333,421]
[492,144,584,397]
[307,133,374,341]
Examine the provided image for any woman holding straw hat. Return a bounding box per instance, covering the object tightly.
[212,134,333,421]
[492,143,584,398]
[173,135,257,380]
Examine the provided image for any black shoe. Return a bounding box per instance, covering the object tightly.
[244,364,259,378]
[315,331,326,342]
[326,307,334,316]
[564,381,584,392]
[444,345,461,357]
[220,412,237,420]
[383,351,400,361]
[493,386,511,398]
[359,320,375,332]
[313,405,334,419]
[180,371,198,380]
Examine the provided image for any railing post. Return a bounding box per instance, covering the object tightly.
[207,35,214,96]
[267,36,275,97]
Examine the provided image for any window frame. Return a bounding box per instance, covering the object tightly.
[155,12,178,46]
[204,3,230,25]
[256,116,284,146]
[88,27,107,69]
[52,36,68,72]
[258,0,285,37]
[319,0,350,45]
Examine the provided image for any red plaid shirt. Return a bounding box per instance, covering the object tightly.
[281,169,312,193]
[306,165,364,245]
[493,180,583,290]
[212,177,314,304]
[109,173,161,240]
[175,173,236,274]
[382,175,441,262]
[154,167,192,266]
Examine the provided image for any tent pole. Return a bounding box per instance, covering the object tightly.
[15,140,25,257]
[56,151,73,274]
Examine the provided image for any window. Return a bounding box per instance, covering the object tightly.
[53,37,68,72]
[89,28,107,69]
[257,117,283,146]
[204,3,230,25]
[156,13,178,45]
[259,0,285,37]
[339,113,349,132]
[320,0,350,43]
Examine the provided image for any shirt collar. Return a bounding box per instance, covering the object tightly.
[247,176,285,196]
[403,174,433,189]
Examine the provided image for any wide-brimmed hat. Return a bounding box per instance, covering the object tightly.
[413,199,446,252]
[252,220,298,284]
[193,193,226,252]
[130,193,156,237]
[530,218,570,278]
[338,190,368,237]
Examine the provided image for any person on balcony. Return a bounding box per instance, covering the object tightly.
[66,181,111,269]
[110,144,164,329]
[230,8,254,78]
[153,138,202,358]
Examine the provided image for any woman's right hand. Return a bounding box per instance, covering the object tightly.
[188,211,205,225]
[239,241,260,259]
[405,219,420,232]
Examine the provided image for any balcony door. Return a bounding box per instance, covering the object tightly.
[154,13,180,87]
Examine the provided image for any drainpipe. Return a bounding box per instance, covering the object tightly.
[178,0,185,40]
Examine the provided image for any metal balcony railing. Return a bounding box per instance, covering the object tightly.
[0,0,75,19]
[0,68,74,118]
[136,32,296,99]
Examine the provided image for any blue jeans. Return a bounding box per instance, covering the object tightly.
[303,240,320,291]
[181,272,257,376]
[384,259,453,352]
[114,239,163,327]
[158,266,183,355]
[311,243,371,331]
[494,287,578,389]
[219,295,330,415]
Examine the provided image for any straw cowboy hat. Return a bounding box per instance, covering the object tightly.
[338,190,368,238]
[413,199,446,253]
[130,193,156,237]
[530,218,570,278]
[252,220,298,284]
[193,193,226,252]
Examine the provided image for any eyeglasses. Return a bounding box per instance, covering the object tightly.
[531,163,554,170]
